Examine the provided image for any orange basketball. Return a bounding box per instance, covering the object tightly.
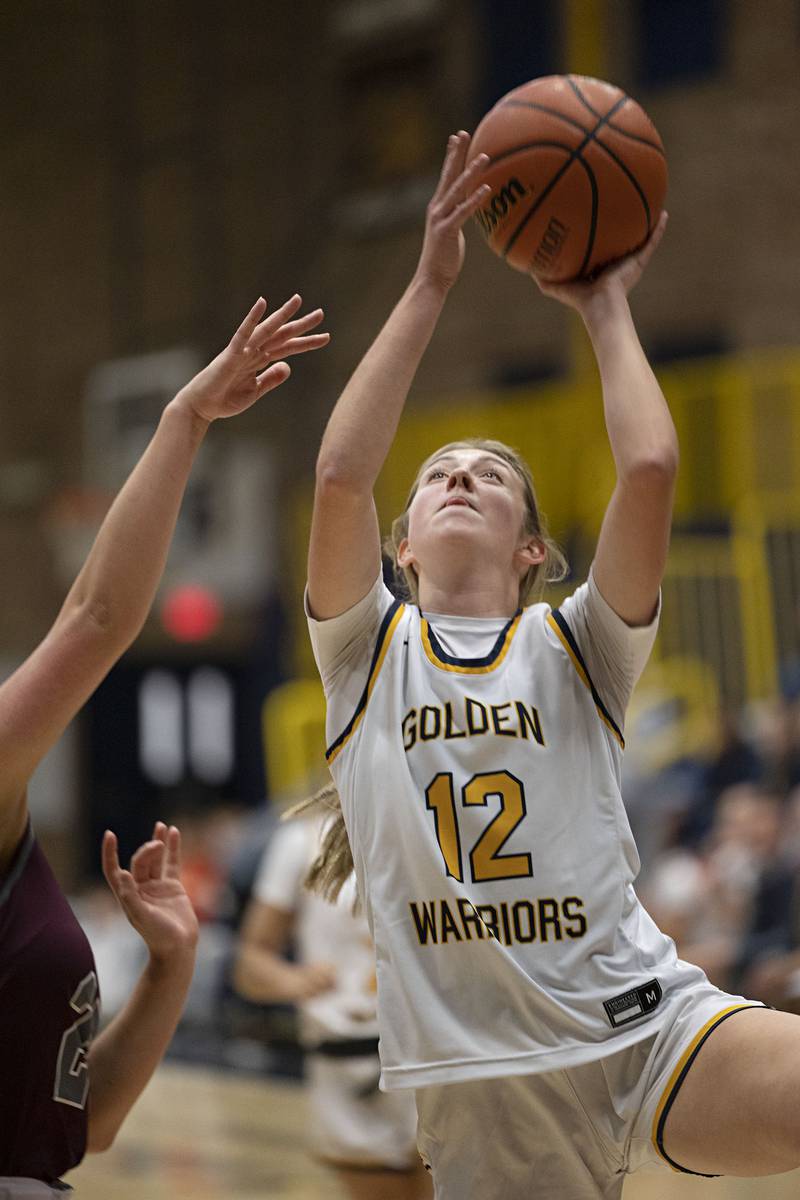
[469,74,667,281]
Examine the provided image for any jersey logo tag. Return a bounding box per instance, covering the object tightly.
[603,979,662,1028]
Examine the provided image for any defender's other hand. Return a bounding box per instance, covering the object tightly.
[102,822,199,962]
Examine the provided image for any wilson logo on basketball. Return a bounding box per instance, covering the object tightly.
[474,176,530,238]
[531,216,569,273]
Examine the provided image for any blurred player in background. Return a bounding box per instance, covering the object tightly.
[305,132,800,1198]
[235,781,431,1200]
[0,295,328,1197]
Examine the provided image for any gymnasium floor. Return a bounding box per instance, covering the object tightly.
[70,1062,800,1200]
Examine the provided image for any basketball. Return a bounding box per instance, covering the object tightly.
[469,74,667,281]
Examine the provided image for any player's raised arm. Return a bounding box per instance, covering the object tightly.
[535,213,677,626]
[308,133,490,620]
[0,296,329,863]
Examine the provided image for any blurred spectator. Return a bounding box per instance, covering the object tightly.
[163,796,305,1076]
[146,801,294,1070]
[641,783,782,990]
[624,753,706,869]
[753,695,800,797]
[735,785,800,1008]
[170,805,245,923]
[234,804,430,1200]
[678,710,763,849]
[215,801,282,933]
[214,799,304,1069]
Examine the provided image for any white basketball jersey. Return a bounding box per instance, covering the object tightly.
[309,575,706,1091]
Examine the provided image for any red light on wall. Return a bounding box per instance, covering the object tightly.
[161,584,222,643]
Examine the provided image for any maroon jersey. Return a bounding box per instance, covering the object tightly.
[0,824,99,1183]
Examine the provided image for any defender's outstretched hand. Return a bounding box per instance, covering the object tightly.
[0,297,327,865]
[174,296,330,423]
[534,211,668,313]
[415,132,491,294]
[102,823,199,961]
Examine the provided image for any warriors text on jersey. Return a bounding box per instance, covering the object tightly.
[308,573,708,1090]
[0,825,99,1182]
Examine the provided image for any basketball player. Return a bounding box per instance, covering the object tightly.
[235,784,431,1200]
[305,132,800,1198]
[0,294,329,1197]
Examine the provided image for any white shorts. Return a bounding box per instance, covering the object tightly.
[307,1051,420,1171]
[415,981,765,1200]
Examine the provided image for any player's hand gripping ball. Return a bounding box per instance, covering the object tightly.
[469,74,667,282]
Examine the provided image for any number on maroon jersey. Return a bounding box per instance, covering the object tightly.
[54,971,100,1108]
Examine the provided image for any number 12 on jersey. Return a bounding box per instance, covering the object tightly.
[425,770,533,884]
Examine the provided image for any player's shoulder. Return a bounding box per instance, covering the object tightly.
[520,583,596,664]
[519,593,578,635]
[539,578,601,640]
[307,574,404,690]
[521,597,557,622]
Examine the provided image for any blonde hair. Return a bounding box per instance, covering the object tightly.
[383,438,568,606]
[284,780,354,904]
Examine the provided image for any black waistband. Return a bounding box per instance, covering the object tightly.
[310,1036,380,1058]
